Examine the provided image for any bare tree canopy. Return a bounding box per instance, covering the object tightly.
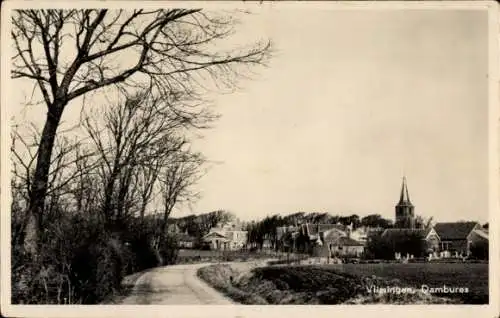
[11,8,272,254]
[82,90,205,227]
[12,9,271,104]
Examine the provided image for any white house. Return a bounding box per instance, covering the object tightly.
[203,222,248,250]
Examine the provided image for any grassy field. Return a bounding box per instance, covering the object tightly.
[198,262,488,305]
[323,262,488,304]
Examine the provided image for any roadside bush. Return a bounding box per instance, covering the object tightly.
[120,219,161,272]
[11,210,170,304]
[159,234,179,265]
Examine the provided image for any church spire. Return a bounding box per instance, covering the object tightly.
[398,176,412,206]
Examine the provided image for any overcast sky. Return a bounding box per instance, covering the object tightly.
[189,8,490,224]
[11,7,490,224]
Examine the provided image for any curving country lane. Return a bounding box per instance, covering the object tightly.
[118,263,234,305]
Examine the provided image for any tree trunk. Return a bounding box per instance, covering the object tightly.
[139,203,146,221]
[25,104,64,256]
[159,215,168,247]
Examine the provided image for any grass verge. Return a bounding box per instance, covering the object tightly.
[197,264,268,304]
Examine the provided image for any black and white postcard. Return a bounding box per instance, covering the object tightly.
[1,1,499,318]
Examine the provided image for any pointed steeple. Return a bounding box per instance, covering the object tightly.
[395,176,415,228]
[398,176,413,206]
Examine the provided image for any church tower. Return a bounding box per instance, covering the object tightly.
[395,176,415,228]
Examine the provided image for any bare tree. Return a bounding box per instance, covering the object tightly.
[415,216,434,230]
[83,91,199,228]
[11,126,38,205]
[11,125,97,244]
[70,144,101,216]
[157,149,205,244]
[135,160,161,221]
[10,127,35,248]
[11,9,272,254]
[196,210,235,237]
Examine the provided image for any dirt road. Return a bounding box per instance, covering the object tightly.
[118,263,234,305]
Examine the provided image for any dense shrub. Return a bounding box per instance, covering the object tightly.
[11,211,176,304]
[159,234,179,265]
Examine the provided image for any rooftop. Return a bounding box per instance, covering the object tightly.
[434,222,479,240]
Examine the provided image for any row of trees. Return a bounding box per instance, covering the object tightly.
[11,8,271,304]
[12,90,205,248]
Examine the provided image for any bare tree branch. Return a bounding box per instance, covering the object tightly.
[11,8,272,254]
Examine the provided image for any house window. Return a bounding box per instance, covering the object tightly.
[441,242,451,251]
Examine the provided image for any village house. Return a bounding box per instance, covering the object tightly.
[276,222,365,258]
[433,221,487,258]
[176,232,196,249]
[203,222,248,250]
[380,227,440,257]
[271,177,488,261]
[276,225,299,251]
[377,177,488,260]
[349,226,369,243]
[470,226,489,244]
[315,224,365,258]
[328,236,365,258]
[304,223,345,255]
[262,234,273,249]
